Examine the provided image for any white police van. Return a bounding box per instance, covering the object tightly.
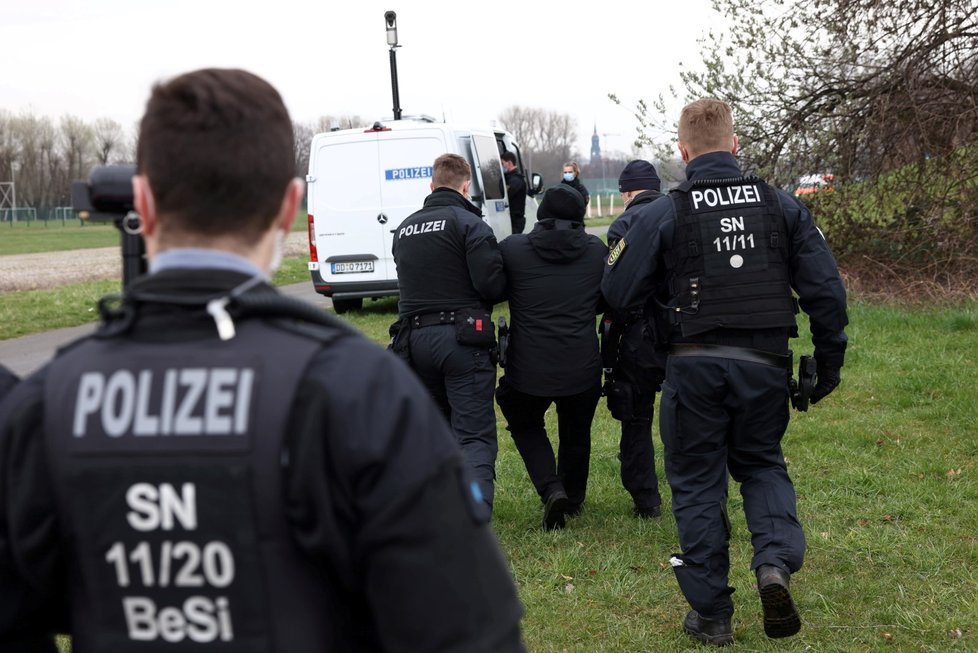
[306,116,540,313]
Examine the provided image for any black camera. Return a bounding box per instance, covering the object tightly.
[71,164,146,288]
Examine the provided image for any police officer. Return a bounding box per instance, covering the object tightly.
[0,363,16,399]
[600,160,667,519]
[495,185,607,530]
[392,153,507,514]
[501,151,527,234]
[0,69,525,653]
[603,99,848,646]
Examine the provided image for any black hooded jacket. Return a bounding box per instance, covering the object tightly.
[499,219,608,395]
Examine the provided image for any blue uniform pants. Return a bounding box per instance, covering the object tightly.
[659,355,805,619]
[409,325,499,509]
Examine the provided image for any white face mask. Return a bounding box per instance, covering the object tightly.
[268,230,286,275]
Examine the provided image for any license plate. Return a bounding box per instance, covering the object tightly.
[331,261,375,274]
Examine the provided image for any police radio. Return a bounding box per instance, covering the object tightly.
[71,164,146,290]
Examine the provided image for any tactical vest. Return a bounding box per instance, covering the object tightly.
[42,316,336,652]
[664,176,797,337]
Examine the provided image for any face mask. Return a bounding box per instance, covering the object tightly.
[563,172,575,182]
[268,230,286,276]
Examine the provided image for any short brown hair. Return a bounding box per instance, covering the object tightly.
[678,99,735,159]
[432,153,471,190]
[136,68,295,242]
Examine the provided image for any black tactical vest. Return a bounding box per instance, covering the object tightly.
[664,177,797,337]
[42,318,333,652]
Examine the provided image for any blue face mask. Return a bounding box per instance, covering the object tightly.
[563,172,575,182]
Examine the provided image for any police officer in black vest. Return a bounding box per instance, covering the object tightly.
[0,69,525,653]
[392,153,507,515]
[603,99,848,647]
[600,160,667,520]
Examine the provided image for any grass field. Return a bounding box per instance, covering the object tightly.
[5,228,977,651]
[0,212,309,256]
[338,299,978,652]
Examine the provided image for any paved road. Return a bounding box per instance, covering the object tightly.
[0,223,610,378]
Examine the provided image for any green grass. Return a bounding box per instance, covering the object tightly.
[340,301,978,652]
[0,222,121,255]
[0,212,309,256]
[10,274,978,651]
[0,257,311,340]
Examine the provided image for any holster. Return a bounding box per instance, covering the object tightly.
[605,379,636,421]
[495,316,509,368]
[387,318,411,364]
[600,314,624,389]
[789,354,816,411]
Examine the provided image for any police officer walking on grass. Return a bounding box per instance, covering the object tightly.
[0,68,525,652]
[603,98,848,647]
[601,160,668,520]
[391,153,507,515]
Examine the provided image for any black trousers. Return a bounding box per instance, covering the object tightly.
[616,381,662,510]
[409,325,499,510]
[612,321,665,510]
[659,355,804,619]
[496,377,601,509]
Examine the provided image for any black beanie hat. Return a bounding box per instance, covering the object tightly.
[618,160,661,193]
[537,185,586,221]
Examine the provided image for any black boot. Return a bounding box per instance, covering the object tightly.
[756,564,801,638]
[682,610,733,647]
[542,490,569,531]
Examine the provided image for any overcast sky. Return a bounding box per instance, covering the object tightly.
[0,0,723,160]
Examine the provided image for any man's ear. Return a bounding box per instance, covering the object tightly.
[132,174,157,236]
[276,178,304,232]
[677,142,690,163]
[731,134,740,156]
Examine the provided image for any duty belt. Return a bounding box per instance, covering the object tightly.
[410,311,457,328]
[669,343,791,369]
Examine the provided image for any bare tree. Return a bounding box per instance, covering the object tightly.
[498,105,580,185]
[59,116,95,189]
[619,0,978,290]
[94,118,125,165]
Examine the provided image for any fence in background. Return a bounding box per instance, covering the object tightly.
[1,207,84,226]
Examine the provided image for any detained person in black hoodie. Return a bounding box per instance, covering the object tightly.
[496,185,608,530]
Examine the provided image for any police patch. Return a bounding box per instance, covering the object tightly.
[607,238,626,266]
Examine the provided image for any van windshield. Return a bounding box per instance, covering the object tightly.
[473,135,504,200]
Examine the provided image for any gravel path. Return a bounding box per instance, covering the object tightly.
[0,233,310,292]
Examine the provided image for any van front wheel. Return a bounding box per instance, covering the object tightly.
[332,298,363,314]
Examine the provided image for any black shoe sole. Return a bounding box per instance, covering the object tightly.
[682,624,733,647]
[543,495,569,531]
[759,582,801,638]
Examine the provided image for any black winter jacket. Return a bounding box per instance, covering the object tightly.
[499,219,607,395]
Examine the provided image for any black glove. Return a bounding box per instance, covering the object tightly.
[810,361,841,404]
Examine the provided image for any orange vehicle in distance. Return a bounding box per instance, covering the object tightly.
[794,173,835,197]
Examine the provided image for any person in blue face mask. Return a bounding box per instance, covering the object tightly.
[560,161,590,209]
